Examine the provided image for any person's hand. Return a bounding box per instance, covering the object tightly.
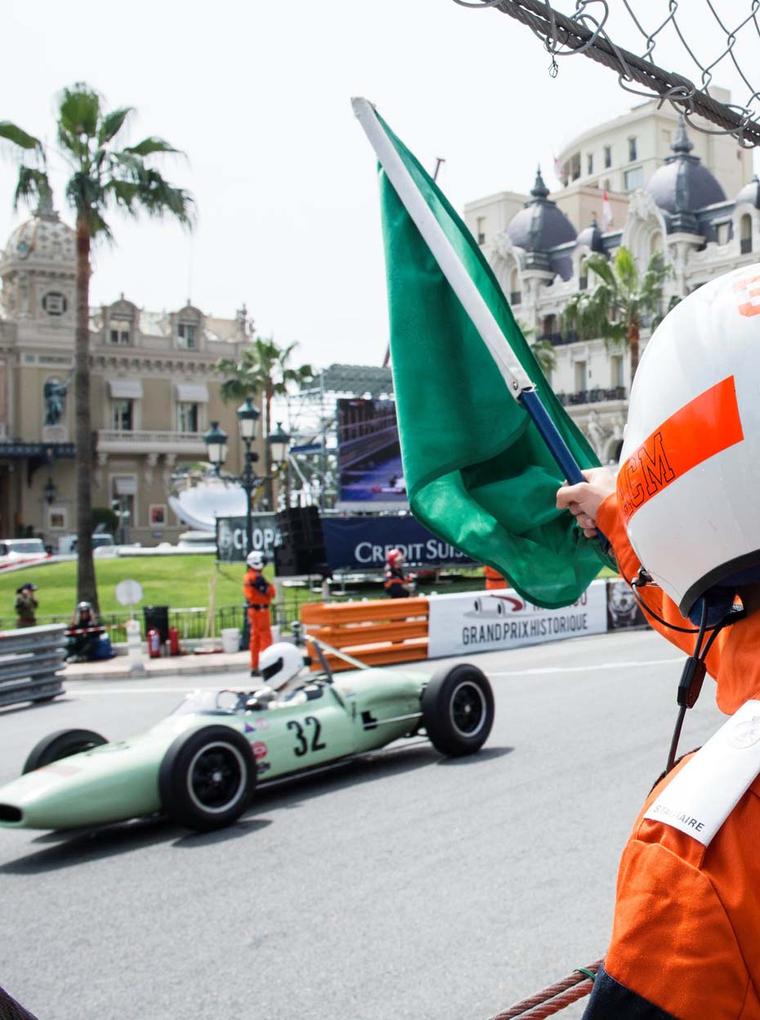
[556,466,617,539]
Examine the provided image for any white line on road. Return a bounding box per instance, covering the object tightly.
[490,657,683,677]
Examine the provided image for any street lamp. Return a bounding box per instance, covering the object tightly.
[268,421,291,508]
[43,477,57,506]
[236,399,261,555]
[203,421,228,470]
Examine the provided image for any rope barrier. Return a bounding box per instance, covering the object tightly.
[489,959,603,1020]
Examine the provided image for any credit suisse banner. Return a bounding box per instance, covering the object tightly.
[427,580,607,658]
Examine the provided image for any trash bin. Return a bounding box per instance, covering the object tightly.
[221,628,240,654]
[143,605,170,643]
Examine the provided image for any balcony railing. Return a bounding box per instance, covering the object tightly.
[97,429,207,452]
[541,330,579,346]
[557,386,627,406]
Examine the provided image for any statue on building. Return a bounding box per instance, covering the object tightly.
[43,377,68,426]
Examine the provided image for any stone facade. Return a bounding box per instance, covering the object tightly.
[466,107,760,463]
[0,206,254,546]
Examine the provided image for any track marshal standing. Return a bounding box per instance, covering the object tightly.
[557,264,760,1019]
[243,551,275,677]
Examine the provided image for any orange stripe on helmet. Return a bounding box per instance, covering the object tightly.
[618,376,744,524]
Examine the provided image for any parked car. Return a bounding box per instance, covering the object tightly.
[57,533,115,555]
[0,538,48,570]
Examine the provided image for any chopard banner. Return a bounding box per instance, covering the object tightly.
[216,514,471,569]
[427,580,607,658]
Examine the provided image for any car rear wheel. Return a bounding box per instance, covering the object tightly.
[22,728,108,774]
[158,725,257,832]
[421,664,494,757]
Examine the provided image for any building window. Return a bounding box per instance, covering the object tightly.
[716,222,731,246]
[604,145,612,169]
[574,360,587,392]
[177,401,199,433]
[624,166,644,191]
[112,399,134,431]
[177,322,197,349]
[109,319,132,345]
[542,314,557,340]
[476,216,486,245]
[42,292,67,316]
[628,137,638,161]
[570,152,581,181]
[586,153,594,175]
[579,257,588,291]
[611,355,624,389]
[110,478,136,535]
[741,214,753,254]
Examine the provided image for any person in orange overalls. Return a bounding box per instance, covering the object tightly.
[243,551,275,677]
[557,466,760,1019]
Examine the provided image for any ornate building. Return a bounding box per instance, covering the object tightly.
[467,116,760,462]
[0,204,254,545]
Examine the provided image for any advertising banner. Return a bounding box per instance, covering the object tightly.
[321,516,470,570]
[215,514,280,563]
[427,580,607,658]
[606,578,649,630]
[337,397,407,510]
[216,513,471,570]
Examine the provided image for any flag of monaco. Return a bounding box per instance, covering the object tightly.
[353,98,609,608]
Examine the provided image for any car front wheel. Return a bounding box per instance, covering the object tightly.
[158,725,256,832]
[22,728,108,774]
[421,664,494,757]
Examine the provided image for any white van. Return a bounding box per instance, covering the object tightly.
[0,538,48,570]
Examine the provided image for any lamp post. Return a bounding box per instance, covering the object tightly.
[236,400,261,554]
[43,477,57,506]
[267,421,291,506]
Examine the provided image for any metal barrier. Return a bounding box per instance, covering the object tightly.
[0,624,66,708]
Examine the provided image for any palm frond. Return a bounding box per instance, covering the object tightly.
[13,167,52,210]
[122,136,179,158]
[0,121,44,156]
[58,83,101,139]
[98,106,133,145]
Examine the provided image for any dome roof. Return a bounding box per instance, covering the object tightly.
[736,176,760,209]
[645,119,725,214]
[0,198,75,275]
[506,168,577,251]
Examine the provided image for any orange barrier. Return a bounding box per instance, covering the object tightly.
[301,597,429,671]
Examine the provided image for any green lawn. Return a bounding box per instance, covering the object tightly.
[0,555,249,622]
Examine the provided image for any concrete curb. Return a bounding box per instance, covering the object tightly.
[63,652,251,682]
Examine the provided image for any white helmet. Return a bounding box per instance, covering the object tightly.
[258,642,306,691]
[246,551,264,569]
[619,263,760,621]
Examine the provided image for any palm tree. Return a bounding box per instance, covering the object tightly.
[562,246,670,381]
[1,84,193,611]
[217,337,313,508]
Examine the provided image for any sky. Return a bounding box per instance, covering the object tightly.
[1,0,757,369]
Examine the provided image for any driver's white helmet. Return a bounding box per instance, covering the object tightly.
[258,642,306,691]
[619,263,760,620]
[246,551,264,569]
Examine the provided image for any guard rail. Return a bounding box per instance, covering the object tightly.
[0,624,66,708]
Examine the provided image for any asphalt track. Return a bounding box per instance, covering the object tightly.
[0,629,724,1020]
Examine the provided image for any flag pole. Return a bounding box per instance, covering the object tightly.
[351,96,587,487]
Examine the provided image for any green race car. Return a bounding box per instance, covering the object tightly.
[0,640,495,833]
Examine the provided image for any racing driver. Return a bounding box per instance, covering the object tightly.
[556,263,760,1019]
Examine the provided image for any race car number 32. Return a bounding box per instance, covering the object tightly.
[287,716,327,757]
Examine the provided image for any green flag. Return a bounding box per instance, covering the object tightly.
[354,100,608,608]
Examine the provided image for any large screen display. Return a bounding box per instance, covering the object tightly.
[336,398,407,510]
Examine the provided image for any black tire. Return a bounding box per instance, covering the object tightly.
[421,663,494,757]
[158,725,256,832]
[22,728,108,774]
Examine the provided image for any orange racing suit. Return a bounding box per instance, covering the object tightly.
[243,567,275,671]
[582,492,760,1019]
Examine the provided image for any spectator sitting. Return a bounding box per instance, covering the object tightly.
[66,601,104,662]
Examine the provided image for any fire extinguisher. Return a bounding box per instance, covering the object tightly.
[147,628,162,659]
[168,626,181,657]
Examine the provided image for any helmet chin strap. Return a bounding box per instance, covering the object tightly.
[630,570,745,773]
